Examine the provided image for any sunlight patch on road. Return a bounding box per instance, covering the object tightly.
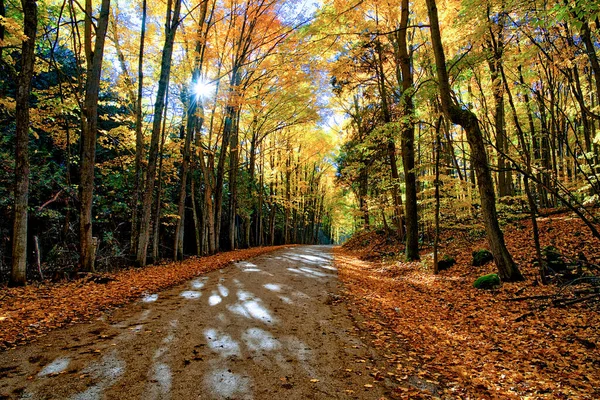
[227,290,276,324]
[209,292,222,306]
[38,357,70,377]
[242,328,281,352]
[217,284,229,297]
[73,351,125,399]
[147,363,172,399]
[142,293,159,303]
[180,290,201,299]
[191,277,209,289]
[263,283,282,292]
[300,267,329,277]
[204,369,251,399]
[71,385,102,400]
[204,328,241,357]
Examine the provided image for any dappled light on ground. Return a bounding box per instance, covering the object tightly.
[0,246,391,399]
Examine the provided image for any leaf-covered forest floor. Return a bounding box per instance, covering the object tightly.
[335,211,600,399]
[0,246,292,350]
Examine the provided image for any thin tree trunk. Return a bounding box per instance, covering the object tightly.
[174,124,191,260]
[130,0,147,254]
[499,62,547,284]
[152,95,169,262]
[433,117,442,275]
[10,0,37,286]
[228,109,239,250]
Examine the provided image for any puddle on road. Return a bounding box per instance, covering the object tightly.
[38,357,70,377]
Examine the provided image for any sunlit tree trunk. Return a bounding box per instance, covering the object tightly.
[426,0,523,281]
[10,0,37,286]
[79,0,110,272]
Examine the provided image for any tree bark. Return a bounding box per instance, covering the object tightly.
[10,0,37,286]
[131,0,147,255]
[79,0,111,273]
[136,0,182,266]
[397,0,419,260]
[174,125,191,260]
[425,0,523,281]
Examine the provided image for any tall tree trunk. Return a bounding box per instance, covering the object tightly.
[130,0,146,254]
[10,0,37,286]
[397,0,419,260]
[79,0,110,272]
[425,0,523,281]
[136,0,182,267]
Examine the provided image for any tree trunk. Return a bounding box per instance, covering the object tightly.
[79,0,111,273]
[10,0,37,286]
[228,109,240,250]
[152,89,170,262]
[130,0,147,254]
[425,0,523,281]
[174,124,191,260]
[136,0,182,267]
[433,117,442,275]
[397,0,419,260]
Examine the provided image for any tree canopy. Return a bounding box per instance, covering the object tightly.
[0,0,599,284]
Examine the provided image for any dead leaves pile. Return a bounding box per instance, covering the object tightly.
[0,246,290,350]
[335,214,600,399]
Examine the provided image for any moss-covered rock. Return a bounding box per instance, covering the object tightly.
[473,273,500,289]
[438,255,456,271]
[472,249,493,266]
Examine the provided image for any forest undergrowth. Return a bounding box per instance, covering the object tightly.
[0,245,292,350]
[335,211,600,399]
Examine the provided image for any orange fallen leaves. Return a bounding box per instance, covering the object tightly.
[335,214,600,399]
[0,246,291,350]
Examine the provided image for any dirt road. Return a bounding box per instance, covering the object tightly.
[0,246,392,399]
